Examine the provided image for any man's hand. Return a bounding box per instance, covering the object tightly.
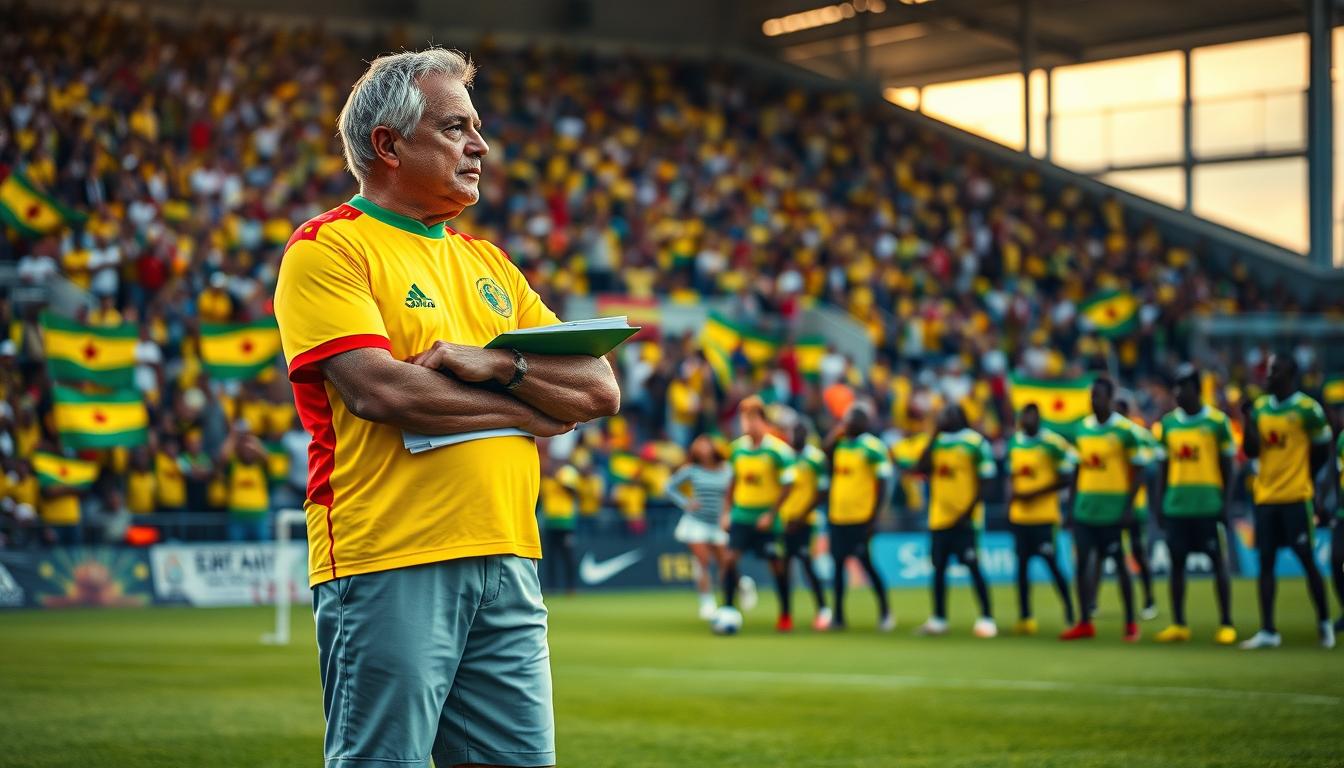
[410,341,513,385]
[720,511,731,533]
[755,512,774,532]
[520,410,577,438]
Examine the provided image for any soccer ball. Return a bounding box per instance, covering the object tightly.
[711,606,743,635]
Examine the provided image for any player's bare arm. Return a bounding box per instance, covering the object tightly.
[410,340,620,424]
[321,346,574,437]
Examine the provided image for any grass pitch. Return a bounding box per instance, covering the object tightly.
[1,579,1341,767]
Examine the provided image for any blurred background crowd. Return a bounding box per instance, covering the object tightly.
[0,4,1339,548]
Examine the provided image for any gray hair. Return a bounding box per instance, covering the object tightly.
[337,48,476,185]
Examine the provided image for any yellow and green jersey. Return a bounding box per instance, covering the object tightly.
[928,428,996,530]
[828,434,893,526]
[1249,392,1330,505]
[779,443,827,526]
[540,464,580,531]
[1007,429,1075,525]
[1072,413,1144,525]
[729,434,795,524]
[1155,406,1235,518]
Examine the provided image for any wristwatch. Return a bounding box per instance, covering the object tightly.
[504,348,528,391]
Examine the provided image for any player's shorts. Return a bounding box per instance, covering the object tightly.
[674,514,728,546]
[728,521,781,558]
[782,524,814,559]
[1073,522,1124,562]
[312,555,553,768]
[930,524,980,566]
[1011,522,1058,561]
[1164,516,1223,556]
[1253,502,1313,552]
[829,522,873,562]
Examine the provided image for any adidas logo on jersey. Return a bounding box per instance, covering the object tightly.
[405,283,436,308]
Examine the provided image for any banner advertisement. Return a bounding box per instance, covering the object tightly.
[0,547,153,609]
[149,543,308,607]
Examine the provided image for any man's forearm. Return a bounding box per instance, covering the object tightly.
[506,352,620,423]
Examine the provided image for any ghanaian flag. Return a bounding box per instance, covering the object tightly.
[795,337,826,382]
[41,313,137,388]
[53,385,149,449]
[200,318,281,381]
[32,452,100,490]
[1009,375,1094,436]
[0,171,83,238]
[1323,375,1344,407]
[1079,289,1138,338]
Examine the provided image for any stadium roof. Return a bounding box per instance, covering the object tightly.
[748,0,1334,86]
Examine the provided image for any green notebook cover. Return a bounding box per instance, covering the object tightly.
[484,325,640,357]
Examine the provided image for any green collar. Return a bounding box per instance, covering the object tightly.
[348,195,446,239]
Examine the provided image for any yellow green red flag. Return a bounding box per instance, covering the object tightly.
[41,313,137,388]
[795,337,825,382]
[53,385,149,449]
[200,318,282,381]
[1009,375,1094,436]
[1079,289,1138,338]
[0,172,83,237]
[32,451,100,490]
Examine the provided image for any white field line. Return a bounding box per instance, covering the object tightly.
[565,665,1343,707]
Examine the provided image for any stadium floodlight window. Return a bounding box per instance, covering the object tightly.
[761,0,886,38]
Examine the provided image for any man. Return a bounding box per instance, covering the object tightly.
[720,396,796,632]
[1005,403,1076,635]
[1239,354,1333,650]
[779,422,832,630]
[1061,377,1144,643]
[275,49,620,768]
[914,404,997,638]
[823,403,894,632]
[1114,397,1159,621]
[1152,365,1237,645]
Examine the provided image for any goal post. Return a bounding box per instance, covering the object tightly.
[261,508,307,645]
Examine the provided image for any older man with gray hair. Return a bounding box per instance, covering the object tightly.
[275,48,619,768]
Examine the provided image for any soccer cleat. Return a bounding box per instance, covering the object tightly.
[973,617,998,639]
[1321,621,1336,650]
[1154,625,1191,643]
[1123,623,1141,643]
[915,617,949,636]
[737,576,758,612]
[1140,602,1160,621]
[698,600,717,621]
[1239,630,1282,650]
[775,615,793,633]
[1213,626,1238,646]
[813,606,833,631]
[878,613,897,633]
[1014,618,1038,636]
[1059,621,1096,641]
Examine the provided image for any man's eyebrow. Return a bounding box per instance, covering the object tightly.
[437,114,482,128]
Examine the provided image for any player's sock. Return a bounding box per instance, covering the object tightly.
[698,592,717,620]
[1214,553,1234,628]
[798,555,827,611]
[932,561,948,620]
[721,563,739,609]
[1116,556,1136,626]
[771,561,791,620]
[1291,542,1330,624]
[832,557,848,628]
[1169,555,1187,627]
[1257,550,1278,635]
[1045,554,1075,625]
[1015,553,1031,622]
[856,550,889,620]
[966,560,993,619]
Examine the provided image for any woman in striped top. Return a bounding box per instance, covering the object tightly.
[667,435,734,620]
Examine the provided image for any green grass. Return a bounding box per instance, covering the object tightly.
[1,579,1341,767]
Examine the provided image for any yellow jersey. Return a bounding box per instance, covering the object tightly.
[1249,392,1330,505]
[276,195,560,585]
[728,434,795,523]
[127,470,156,515]
[154,452,187,509]
[928,428,996,530]
[779,444,827,525]
[540,465,580,530]
[227,460,269,516]
[1007,429,1075,525]
[828,434,892,526]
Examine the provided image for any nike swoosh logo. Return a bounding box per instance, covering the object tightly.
[579,549,643,585]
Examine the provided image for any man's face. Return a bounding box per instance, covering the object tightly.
[1020,407,1039,434]
[741,410,765,440]
[1175,378,1201,413]
[1091,383,1112,415]
[1266,354,1293,393]
[397,74,489,218]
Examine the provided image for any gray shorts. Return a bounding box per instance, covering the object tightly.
[313,555,554,768]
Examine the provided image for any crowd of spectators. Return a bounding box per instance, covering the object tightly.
[0,5,1337,547]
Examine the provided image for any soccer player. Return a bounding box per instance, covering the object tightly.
[275,49,620,768]
[914,404,997,638]
[1239,353,1334,650]
[1152,365,1237,645]
[538,454,580,595]
[721,396,796,632]
[779,422,832,630]
[823,403,894,631]
[1114,397,1160,621]
[666,434,733,620]
[1060,377,1144,642]
[1005,403,1077,635]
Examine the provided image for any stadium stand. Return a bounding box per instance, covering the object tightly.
[0,3,1340,547]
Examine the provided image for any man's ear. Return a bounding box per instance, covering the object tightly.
[370,125,401,169]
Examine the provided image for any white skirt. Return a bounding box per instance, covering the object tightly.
[674,513,729,546]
